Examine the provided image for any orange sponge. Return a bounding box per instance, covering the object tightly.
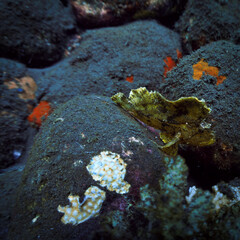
[27,101,51,127]
[193,59,226,85]
[163,49,182,78]
[163,56,176,78]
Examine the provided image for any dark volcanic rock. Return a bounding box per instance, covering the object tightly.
[8,95,166,239]
[0,100,29,169]
[0,20,181,168]
[0,59,29,169]
[0,169,23,240]
[0,0,76,68]
[175,0,240,52]
[26,20,182,105]
[159,40,240,184]
[8,95,240,239]
[71,0,186,28]
[0,58,27,81]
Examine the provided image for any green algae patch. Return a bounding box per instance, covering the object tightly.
[112,87,215,156]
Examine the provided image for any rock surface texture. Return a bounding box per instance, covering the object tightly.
[0,0,76,67]
[175,0,240,52]
[159,40,240,185]
[8,95,166,239]
[0,1,239,239]
[71,0,186,28]
[26,20,181,105]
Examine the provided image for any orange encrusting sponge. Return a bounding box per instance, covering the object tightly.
[126,75,134,83]
[163,56,176,78]
[27,101,51,127]
[163,49,182,78]
[192,59,226,85]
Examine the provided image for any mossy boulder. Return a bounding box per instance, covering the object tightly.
[8,95,240,240]
[8,95,167,239]
[27,20,182,105]
[71,0,186,28]
[159,40,240,183]
[0,0,76,67]
[175,0,240,52]
[0,59,30,169]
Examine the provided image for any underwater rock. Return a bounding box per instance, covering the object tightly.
[7,97,239,240]
[175,0,240,52]
[8,95,168,239]
[0,58,27,81]
[0,108,28,169]
[0,169,23,240]
[0,0,76,67]
[27,20,181,105]
[112,87,215,156]
[71,0,186,28]
[159,40,240,180]
[0,59,30,169]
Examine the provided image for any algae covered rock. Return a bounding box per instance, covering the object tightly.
[175,0,240,52]
[0,59,30,169]
[8,95,167,240]
[0,169,23,240]
[8,94,239,240]
[159,40,240,176]
[112,87,215,156]
[71,0,186,28]
[0,0,76,67]
[27,20,182,105]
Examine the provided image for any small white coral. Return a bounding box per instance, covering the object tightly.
[58,186,106,225]
[212,185,230,210]
[230,186,240,202]
[87,151,130,194]
[185,186,198,204]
